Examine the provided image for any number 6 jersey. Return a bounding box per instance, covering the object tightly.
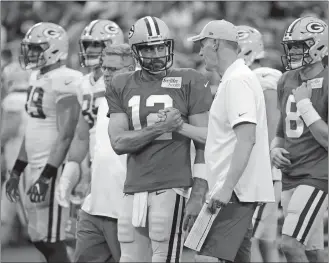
[277,67,328,192]
[25,66,83,168]
[106,68,213,194]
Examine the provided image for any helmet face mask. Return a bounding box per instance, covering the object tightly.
[79,20,124,68]
[132,39,174,74]
[128,16,174,74]
[19,42,50,69]
[281,16,328,71]
[19,22,68,70]
[79,40,109,67]
[281,39,314,70]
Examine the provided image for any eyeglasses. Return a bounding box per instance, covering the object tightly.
[100,65,131,73]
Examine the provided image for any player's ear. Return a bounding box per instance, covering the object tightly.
[128,65,135,71]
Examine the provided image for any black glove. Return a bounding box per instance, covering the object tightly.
[5,159,27,202]
[27,164,57,203]
[6,173,20,202]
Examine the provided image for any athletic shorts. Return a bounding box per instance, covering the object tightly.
[252,180,282,241]
[24,165,69,243]
[118,189,185,262]
[198,193,257,262]
[281,184,328,250]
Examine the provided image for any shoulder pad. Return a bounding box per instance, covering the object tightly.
[51,67,84,95]
[253,67,282,91]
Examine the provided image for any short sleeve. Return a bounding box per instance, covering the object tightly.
[188,73,213,115]
[54,71,83,103]
[105,80,125,118]
[225,78,257,128]
[276,114,284,138]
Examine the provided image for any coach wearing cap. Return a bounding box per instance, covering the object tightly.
[187,20,275,262]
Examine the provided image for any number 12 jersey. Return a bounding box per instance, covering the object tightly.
[106,68,213,194]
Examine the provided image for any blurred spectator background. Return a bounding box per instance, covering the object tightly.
[1,1,328,261]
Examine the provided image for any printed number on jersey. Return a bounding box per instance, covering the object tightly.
[129,94,173,140]
[81,91,104,128]
[285,94,304,138]
[25,86,46,119]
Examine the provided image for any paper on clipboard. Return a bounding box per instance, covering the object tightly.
[184,203,221,252]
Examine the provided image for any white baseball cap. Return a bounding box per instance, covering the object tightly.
[187,20,238,43]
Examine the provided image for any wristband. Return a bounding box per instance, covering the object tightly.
[296,99,321,127]
[41,164,58,180]
[11,159,28,177]
[192,163,207,181]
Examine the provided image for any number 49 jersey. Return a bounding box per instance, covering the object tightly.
[76,73,105,161]
[106,68,213,194]
[277,67,328,189]
[25,66,83,168]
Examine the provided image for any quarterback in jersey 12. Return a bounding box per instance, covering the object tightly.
[106,16,212,262]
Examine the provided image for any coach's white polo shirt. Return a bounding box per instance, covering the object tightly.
[205,58,275,203]
[82,97,126,218]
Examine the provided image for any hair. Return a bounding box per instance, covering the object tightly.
[101,43,136,67]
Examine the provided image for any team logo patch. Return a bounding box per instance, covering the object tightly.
[161,77,182,89]
[43,28,62,38]
[307,78,323,89]
[104,24,119,35]
[128,25,134,39]
[306,22,325,33]
[237,30,250,40]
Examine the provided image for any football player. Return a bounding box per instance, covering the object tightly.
[237,25,282,262]
[271,16,328,263]
[106,16,212,262]
[55,19,124,210]
[5,22,82,262]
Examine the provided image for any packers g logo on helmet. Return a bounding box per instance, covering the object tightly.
[104,24,119,35]
[237,30,249,40]
[306,22,325,33]
[43,28,62,38]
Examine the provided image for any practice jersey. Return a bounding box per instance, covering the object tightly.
[254,67,283,181]
[277,67,328,191]
[76,73,105,161]
[106,68,213,194]
[25,66,83,168]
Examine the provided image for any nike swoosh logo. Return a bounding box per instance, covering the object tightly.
[65,80,73,85]
[238,112,247,117]
[155,190,166,195]
[204,81,209,87]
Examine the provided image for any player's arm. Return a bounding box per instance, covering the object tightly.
[55,112,89,207]
[106,79,182,155]
[307,119,328,151]
[263,89,280,146]
[270,113,291,168]
[108,111,180,155]
[67,112,90,163]
[5,137,28,202]
[176,120,208,144]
